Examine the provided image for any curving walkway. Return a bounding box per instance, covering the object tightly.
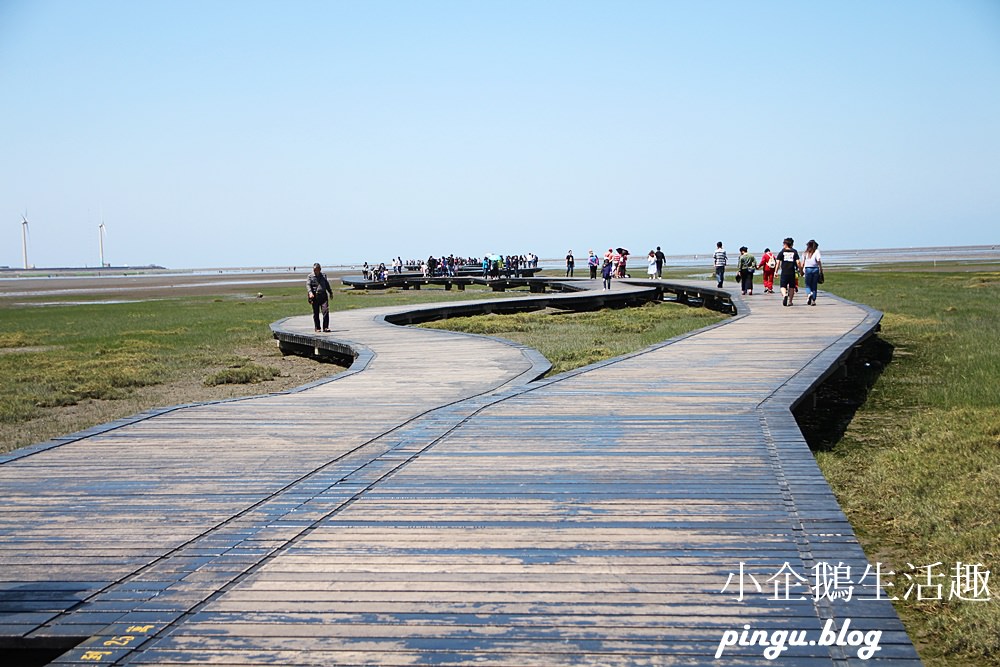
[0,279,919,665]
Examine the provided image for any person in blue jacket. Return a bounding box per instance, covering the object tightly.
[601,258,613,289]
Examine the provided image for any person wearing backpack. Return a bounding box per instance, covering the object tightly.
[760,247,776,294]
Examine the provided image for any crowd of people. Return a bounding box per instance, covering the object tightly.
[711,238,824,306]
[478,253,540,279]
[569,247,667,288]
[358,253,542,281]
[307,239,826,332]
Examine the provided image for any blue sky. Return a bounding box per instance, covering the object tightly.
[2,0,998,269]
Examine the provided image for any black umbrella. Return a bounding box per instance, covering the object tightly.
[616,247,629,255]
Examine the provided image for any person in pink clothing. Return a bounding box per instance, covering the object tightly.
[617,249,629,278]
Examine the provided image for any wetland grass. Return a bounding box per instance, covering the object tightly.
[0,283,540,452]
[2,268,997,664]
[420,300,725,376]
[820,270,1000,666]
[0,288,308,450]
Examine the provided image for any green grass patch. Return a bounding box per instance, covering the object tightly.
[819,270,1000,666]
[0,284,550,450]
[420,301,725,376]
[0,340,168,423]
[204,361,280,386]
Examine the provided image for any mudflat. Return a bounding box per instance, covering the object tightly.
[0,269,349,302]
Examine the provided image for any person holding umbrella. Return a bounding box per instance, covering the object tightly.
[616,248,630,278]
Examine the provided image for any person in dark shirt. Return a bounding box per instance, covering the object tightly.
[307,263,334,331]
[775,237,801,307]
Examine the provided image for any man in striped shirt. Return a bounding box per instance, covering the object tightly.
[713,241,728,288]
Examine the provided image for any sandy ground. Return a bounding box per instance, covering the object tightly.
[0,269,354,302]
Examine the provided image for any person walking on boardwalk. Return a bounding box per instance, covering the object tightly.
[601,258,613,289]
[307,262,334,332]
[617,248,630,278]
[737,246,757,296]
[759,247,776,293]
[587,250,599,279]
[802,239,824,306]
[647,250,657,279]
[776,237,801,307]
[712,241,728,288]
[565,250,575,277]
[654,246,666,278]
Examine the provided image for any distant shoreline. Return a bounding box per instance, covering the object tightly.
[1,243,998,278]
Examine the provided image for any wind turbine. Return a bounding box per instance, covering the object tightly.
[21,212,29,269]
[98,220,107,267]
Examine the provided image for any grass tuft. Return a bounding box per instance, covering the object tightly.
[203,362,280,386]
[0,332,33,348]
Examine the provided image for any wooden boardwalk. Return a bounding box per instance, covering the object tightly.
[0,279,920,666]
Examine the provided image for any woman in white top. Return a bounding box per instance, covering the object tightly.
[647,251,657,279]
[802,239,823,306]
